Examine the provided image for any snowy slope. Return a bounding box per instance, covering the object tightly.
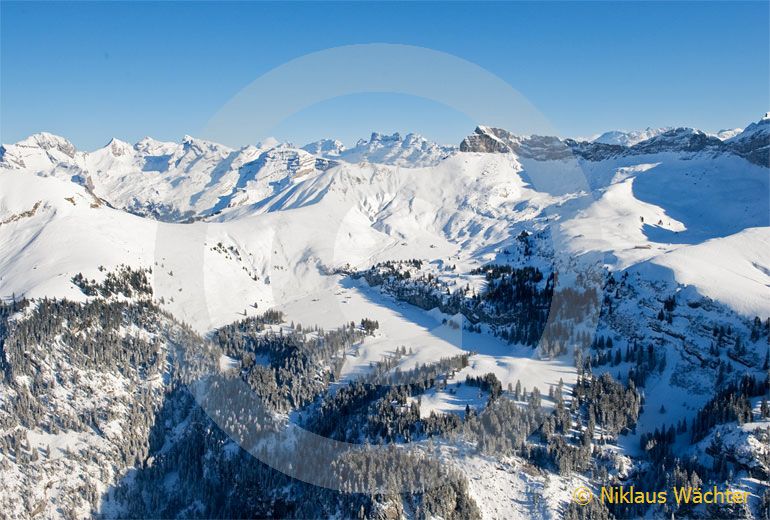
[0,171,156,302]
[727,112,770,166]
[561,153,769,269]
[648,227,770,317]
[0,172,276,331]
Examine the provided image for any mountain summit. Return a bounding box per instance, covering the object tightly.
[592,127,673,146]
[305,131,456,167]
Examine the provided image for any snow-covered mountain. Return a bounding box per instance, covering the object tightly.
[0,131,79,170]
[593,127,673,146]
[1,115,768,321]
[1,114,769,519]
[0,131,455,222]
[461,122,767,166]
[0,134,338,221]
[305,131,456,167]
[2,114,767,323]
[712,127,744,140]
[726,112,770,167]
[301,138,346,157]
[594,126,746,146]
[2,117,764,226]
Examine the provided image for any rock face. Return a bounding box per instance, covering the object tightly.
[0,132,78,169]
[630,127,724,154]
[459,126,516,154]
[460,115,770,167]
[460,126,624,161]
[727,114,770,167]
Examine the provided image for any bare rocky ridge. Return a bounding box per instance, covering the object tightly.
[459,118,767,166]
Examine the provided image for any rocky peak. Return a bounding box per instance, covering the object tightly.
[725,114,770,166]
[19,132,78,158]
[0,132,79,170]
[181,135,232,157]
[460,124,757,163]
[460,127,587,160]
[459,126,517,154]
[301,138,346,157]
[367,132,401,144]
[106,138,133,157]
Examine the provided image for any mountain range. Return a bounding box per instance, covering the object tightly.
[2,117,766,222]
[0,114,768,519]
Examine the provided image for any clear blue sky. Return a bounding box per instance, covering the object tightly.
[1,1,767,150]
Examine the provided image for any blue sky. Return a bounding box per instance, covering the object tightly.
[1,1,767,149]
